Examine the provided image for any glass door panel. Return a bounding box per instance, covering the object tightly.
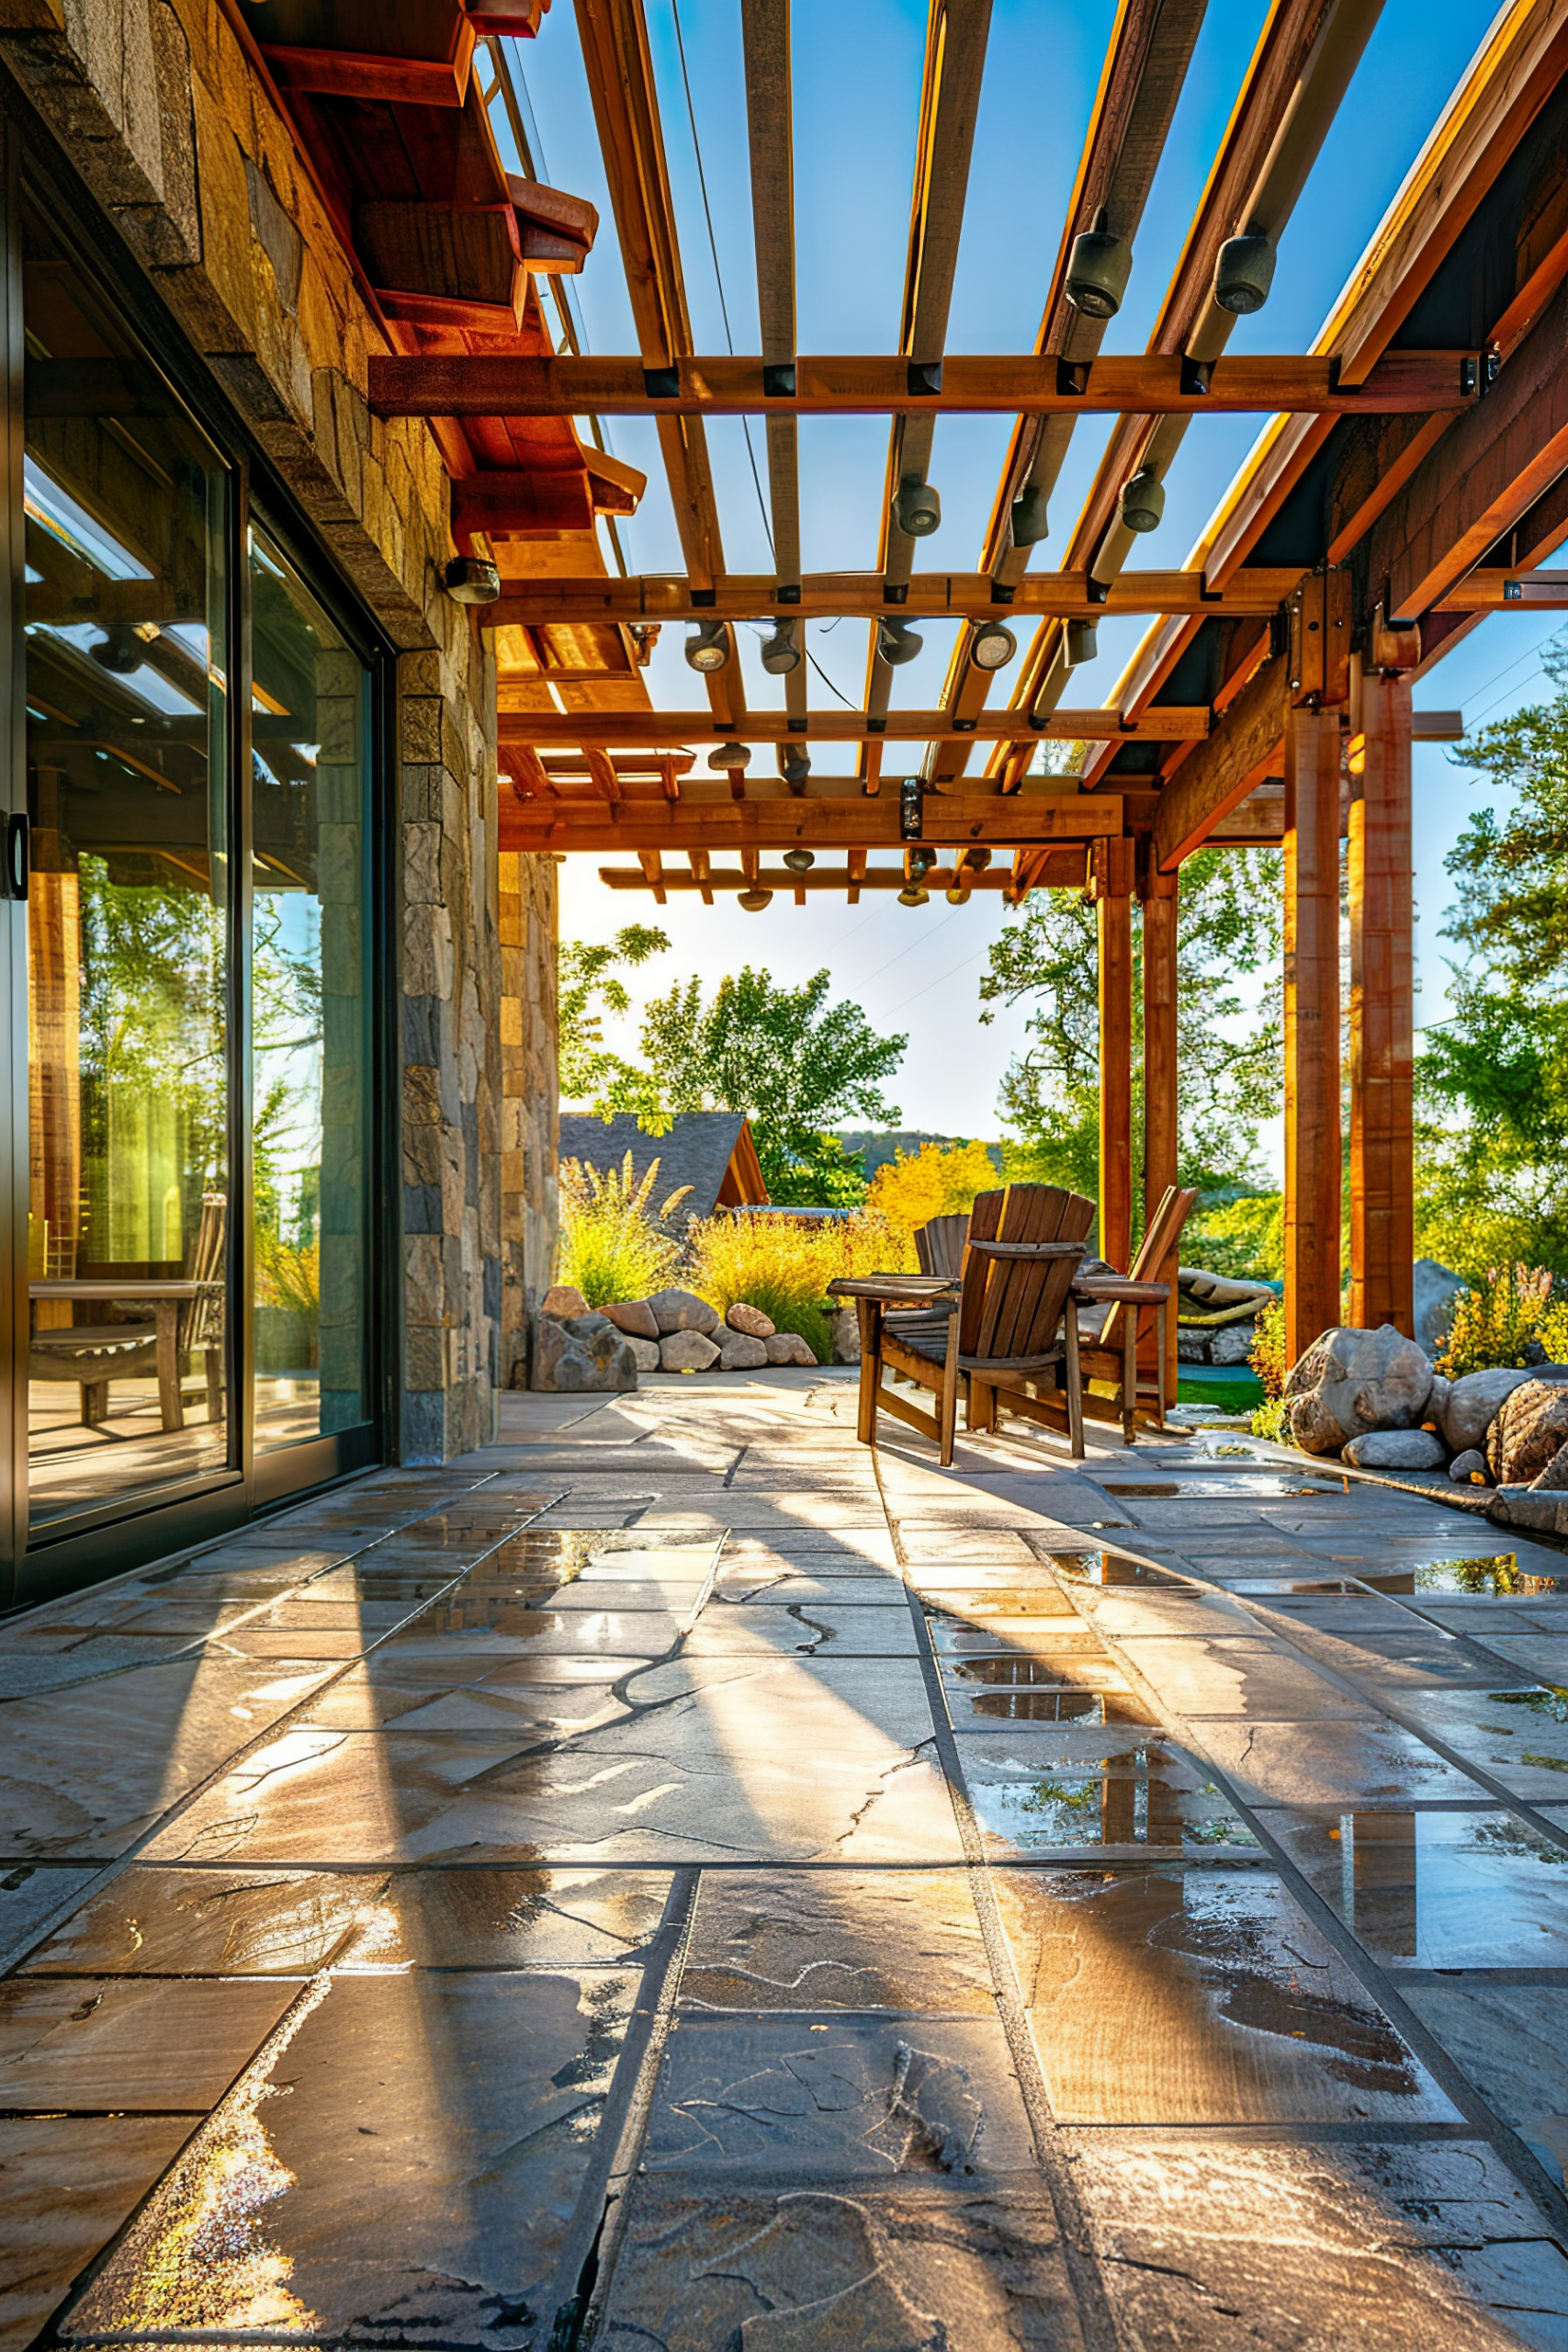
[22,199,232,1526]
[249,526,368,1451]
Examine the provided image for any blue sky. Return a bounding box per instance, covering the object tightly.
[509,2,1551,1151]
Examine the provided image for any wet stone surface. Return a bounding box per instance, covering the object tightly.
[3,1388,1568,2346]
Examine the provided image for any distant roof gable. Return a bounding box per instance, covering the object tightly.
[558,1111,769,1226]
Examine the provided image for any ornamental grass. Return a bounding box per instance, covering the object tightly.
[558,1150,691,1308]
[687,1210,909,1363]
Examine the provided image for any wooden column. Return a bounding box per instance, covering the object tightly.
[1092,839,1134,1271]
[1283,704,1344,1363]
[1141,861,1179,1399]
[1349,671,1415,1333]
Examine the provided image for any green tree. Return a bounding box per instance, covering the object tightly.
[977,845,1283,1209]
[1416,639,1568,1277]
[637,966,906,1204]
[558,924,671,1131]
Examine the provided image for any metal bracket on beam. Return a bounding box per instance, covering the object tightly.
[690,588,716,608]
[1179,356,1213,397]
[883,583,909,605]
[787,716,809,732]
[774,583,801,605]
[989,582,1016,605]
[642,366,680,399]
[867,717,886,734]
[762,362,796,398]
[1086,577,1109,605]
[1460,356,1478,398]
[1056,359,1089,398]
[907,360,943,397]
[900,778,924,840]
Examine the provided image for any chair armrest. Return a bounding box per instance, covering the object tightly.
[964,1240,1087,1262]
[1072,1275,1170,1303]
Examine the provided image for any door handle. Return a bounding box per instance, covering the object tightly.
[6,814,26,901]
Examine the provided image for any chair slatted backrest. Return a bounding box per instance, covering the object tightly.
[181,1190,228,1352]
[959,1184,1095,1366]
[1095,1184,1199,1353]
[915,1213,970,1280]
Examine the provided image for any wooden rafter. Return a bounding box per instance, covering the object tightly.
[498,705,1209,749]
[487,566,1304,626]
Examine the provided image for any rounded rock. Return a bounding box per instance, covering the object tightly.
[1488,1378,1568,1485]
[603,1298,660,1340]
[1448,1447,1487,1484]
[717,1332,769,1372]
[1341,1428,1448,1471]
[660,1329,722,1372]
[1440,1366,1537,1455]
[726,1301,776,1340]
[540,1283,590,1320]
[646,1287,722,1337]
[1284,1324,1434,1455]
[766,1331,818,1367]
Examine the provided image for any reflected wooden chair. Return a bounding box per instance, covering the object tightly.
[1070,1183,1198,1443]
[852,1183,1094,1466]
[29,1190,228,1430]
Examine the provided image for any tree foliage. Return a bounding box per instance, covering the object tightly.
[976,846,1283,1207]
[865,1138,1002,1242]
[637,967,905,1204]
[1416,639,1568,1278]
[558,925,671,1132]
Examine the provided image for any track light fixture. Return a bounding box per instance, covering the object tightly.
[443,557,501,606]
[897,884,930,908]
[760,620,800,675]
[877,618,923,667]
[944,885,968,905]
[780,748,812,790]
[738,888,773,911]
[892,475,941,537]
[89,627,143,673]
[970,619,1017,673]
[684,619,730,673]
[1065,617,1099,667]
[1213,229,1275,316]
[1120,467,1165,535]
[1065,210,1131,320]
[707,741,751,772]
[966,846,993,872]
[906,846,936,882]
[783,848,815,874]
[1010,483,1050,547]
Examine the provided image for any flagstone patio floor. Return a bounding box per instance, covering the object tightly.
[6,1368,1568,2348]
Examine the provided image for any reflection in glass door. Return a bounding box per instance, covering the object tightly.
[250,526,368,1453]
[22,199,231,1526]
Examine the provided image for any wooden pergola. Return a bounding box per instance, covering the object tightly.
[259,0,1568,1365]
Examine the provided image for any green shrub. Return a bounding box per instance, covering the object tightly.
[1251,1394,1291,1442]
[686,1210,905,1363]
[1248,1297,1289,1398]
[1187,1192,1284,1281]
[558,1151,690,1308]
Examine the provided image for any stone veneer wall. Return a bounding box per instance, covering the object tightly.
[0,0,558,1458]
[498,850,559,1391]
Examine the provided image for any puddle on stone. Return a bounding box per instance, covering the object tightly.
[1408,1554,1568,1598]
[1222,1577,1375,1597]
[1100,1477,1341,1499]
[1039,1553,1192,1589]
[1265,1806,1568,1968]
[953,1690,1154,1729]
[946,1656,1122,1688]
[965,1758,1259,1853]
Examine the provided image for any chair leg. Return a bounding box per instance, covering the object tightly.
[1155,1303,1168,1426]
[1122,1309,1137,1445]
[1064,1300,1086,1461]
[82,1380,108,1428]
[938,1317,961,1465]
[204,1348,224,1425]
[856,1302,881,1446]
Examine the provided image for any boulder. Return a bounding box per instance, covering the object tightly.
[1487,1378,1568,1485]
[646,1287,721,1337]
[1342,1428,1448,1470]
[1439,1365,1536,1454]
[1424,1373,1451,1430]
[1448,1448,1487,1484]
[1177,1329,1211,1363]
[603,1298,660,1340]
[717,1332,769,1372]
[626,1336,662,1372]
[531,1312,637,1394]
[829,1307,862,1365]
[1413,1258,1466,1362]
[1284,1324,1434,1455]
[660,1329,721,1372]
[727,1301,776,1339]
[1489,1486,1568,1536]
[540,1283,589,1320]
[1210,1321,1258,1367]
[766,1331,818,1367]
[1532,1439,1568,1492]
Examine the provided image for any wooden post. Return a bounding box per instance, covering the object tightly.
[1092,840,1134,1271]
[1141,863,1179,1402]
[1349,671,1415,1333]
[1283,704,1343,1363]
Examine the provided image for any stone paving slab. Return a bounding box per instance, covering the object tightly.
[3,1378,1568,2346]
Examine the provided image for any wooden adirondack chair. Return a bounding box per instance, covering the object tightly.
[1073,1183,1198,1442]
[915,1214,969,1277]
[848,1183,1094,1466]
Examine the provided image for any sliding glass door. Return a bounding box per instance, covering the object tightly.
[0,144,388,1601]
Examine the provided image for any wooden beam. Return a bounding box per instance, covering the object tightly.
[1366,265,1568,621]
[1092,838,1134,1272]
[1141,863,1180,1402]
[1437,569,1568,611]
[367,348,1474,419]
[488,566,1302,626]
[597,854,1084,893]
[1151,653,1289,872]
[500,707,1208,750]
[262,27,476,107]
[1348,673,1415,1335]
[500,790,1127,853]
[1283,706,1343,1363]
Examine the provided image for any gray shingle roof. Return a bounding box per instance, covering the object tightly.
[558,1112,750,1227]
